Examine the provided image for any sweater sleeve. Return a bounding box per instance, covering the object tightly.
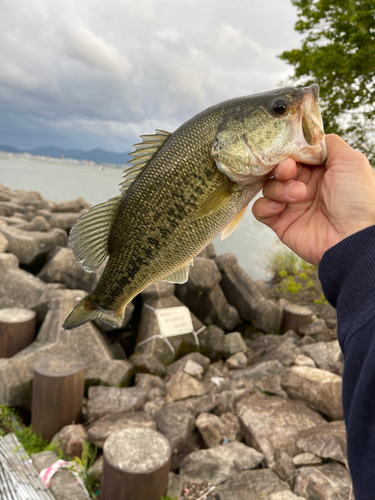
[319,225,375,500]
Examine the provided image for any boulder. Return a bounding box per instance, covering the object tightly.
[86,386,147,421]
[129,352,167,377]
[296,420,347,467]
[179,441,264,486]
[253,299,282,334]
[294,463,352,500]
[281,366,343,420]
[153,401,196,470]
[134,373,166,395]
[237,394,325,467]
[300,341,343,375]
[226,352,248,369]
[196,412,243,448]
[319,303,337,329]
[292,453,322,467]
[0,226,67,265]
[48,211,87,231]
[49,197,91,213]
[0,289,133,407]
[230,360,286,383]
[16,215,51,232]
[183,359,204,379]
[259,338,302,367]
[86,411,156,448]
[166,371,207,402]
[32,450,88,500]
[214,469,291,500]
[293,355,316,367]
[187,257,222,292]
[51,424,87,458]
[215,253,265,321]
[194,325,225,362]
[224,331,247,356]
[270,451,296,485]
[167,352,211,376]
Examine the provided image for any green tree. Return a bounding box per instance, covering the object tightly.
[280,0,375,164]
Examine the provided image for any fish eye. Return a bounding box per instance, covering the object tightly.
[271,98,288,116]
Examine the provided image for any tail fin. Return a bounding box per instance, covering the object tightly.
[63,295,124,330]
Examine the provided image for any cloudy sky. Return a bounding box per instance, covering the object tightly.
[0,0,302,153]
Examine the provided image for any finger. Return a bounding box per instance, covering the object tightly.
[263,179,308,203]
[273,158,297,181]
[252,198,285,227]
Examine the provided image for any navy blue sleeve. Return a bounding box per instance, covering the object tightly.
[319,225,375,500]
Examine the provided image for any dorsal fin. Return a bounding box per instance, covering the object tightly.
[69,195,122,272]
[120,129,171,196]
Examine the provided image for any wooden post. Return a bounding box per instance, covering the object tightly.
[101,427,171,500]
[31,352,85,441]
[0,308,36,358]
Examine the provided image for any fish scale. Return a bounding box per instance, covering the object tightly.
[64,84,327,329]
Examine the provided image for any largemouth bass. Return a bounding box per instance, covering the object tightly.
[63,84,326,330]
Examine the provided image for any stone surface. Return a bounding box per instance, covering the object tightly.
[270,452,296,485]
[134,373,166,395]
[0,289,131,407]
[196,412,223,448]
[0,232,9,252]
[253,299,282,335]
[293,355,316,367]
[215,253,265,322]
[280,304,314,334]
[52,424,87,458]
[301,341,343,375]
[32,450,88,500]
[260,338,302,367]
[214,469,291,500]
[0,225,67,265]
[86,386,147,421]
[166,371,207,402]
[226,351,248,369]
[17,215,51,232]
[48,211,87,231]
[255,280,272,299]
[224,331,247,356]
[153,402,196,470]
[281,366,343,420]
[320,303,337,329]
[38,247,102,292]
[167,352,210,375]
[263,493,306,500]
[179,441,264,485]
[194,325,225,361]
[237,394,325,467]
[292,453,322,467]
[141,281,176,300]
[230,360,286,383]
[296,420,347,467]
[183,359,204,379]
[187,257,222,292]
[87,411,156,448]
[294,463,352,500]
[129,352,167,376]
[48,197,91,213]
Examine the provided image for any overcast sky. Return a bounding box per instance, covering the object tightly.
[0,0,302,153]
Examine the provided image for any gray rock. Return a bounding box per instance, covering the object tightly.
[17,215,51,232]
[281,304,314,334]
[254,373,288,398]
[180,441,264,485]
[129,352,167,376]
[52,424,87,458]
[296,420,347,467]
[167,352,211,375]
[270,452,296,485]
[38,247,101,292]
[220,412,243,442]
[166,472,185,499]
[215,253,265,322]
[224,331,247,356]
[320,303,337,329]
[214,469,291,500]
[87,386,147,421]
[134,373,166,395]
[294,463,352,500]
[187,257,222,292]
[292,453,322,467]
[86,411,156,448]
[49,198,91,213]
[281,366,343,420]
[48,211,87,231]
[253,299,282,335]
[153,401,196,470]
[32,450,88,500]
[230,360,286,382]
[301,341,343,375]
[0,226,67,265]
[183,359,204,379]
[255,280,272,299]
[298,318,328,336]
[196,412,224,448]
[166,371,207,402]
[293,354,316,367]
[263,493,307,500]
[196,325,225,361]
[0,232,9,252]
[0,288,132,407]
[226,351,248,369]
[0,252,18,271]
[260,338,302,367]
[237,394,325,467]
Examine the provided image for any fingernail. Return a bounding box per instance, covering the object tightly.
[285,182,302,200]
[269,201,284,210]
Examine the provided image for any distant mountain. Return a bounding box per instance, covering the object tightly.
[0,145,131,165]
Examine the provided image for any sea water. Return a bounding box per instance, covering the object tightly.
[0,156,280,281]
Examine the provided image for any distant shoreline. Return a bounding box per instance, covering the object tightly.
[0,150,125,170]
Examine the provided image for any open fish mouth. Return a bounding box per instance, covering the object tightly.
[290,83,327,165]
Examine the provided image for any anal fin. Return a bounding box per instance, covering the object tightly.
[221,205,248,240]
[161,260,194,284]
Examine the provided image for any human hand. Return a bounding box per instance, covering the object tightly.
[252,134,375,265]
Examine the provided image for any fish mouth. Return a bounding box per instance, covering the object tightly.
[290,84,327,165]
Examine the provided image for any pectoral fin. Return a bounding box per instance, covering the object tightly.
[196,181,236,219]
[221,205,248,240]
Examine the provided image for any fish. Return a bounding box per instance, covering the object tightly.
[63,83,326,330]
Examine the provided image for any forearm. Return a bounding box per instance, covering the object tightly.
[319,225,375,499]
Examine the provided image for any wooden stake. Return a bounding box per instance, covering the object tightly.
[0,308,36,358]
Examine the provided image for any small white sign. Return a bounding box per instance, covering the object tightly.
[156,306,194,337]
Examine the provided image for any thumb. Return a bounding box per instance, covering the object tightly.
[325,134,370,171]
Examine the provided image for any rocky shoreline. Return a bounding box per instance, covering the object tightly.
[0,183,349,500]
